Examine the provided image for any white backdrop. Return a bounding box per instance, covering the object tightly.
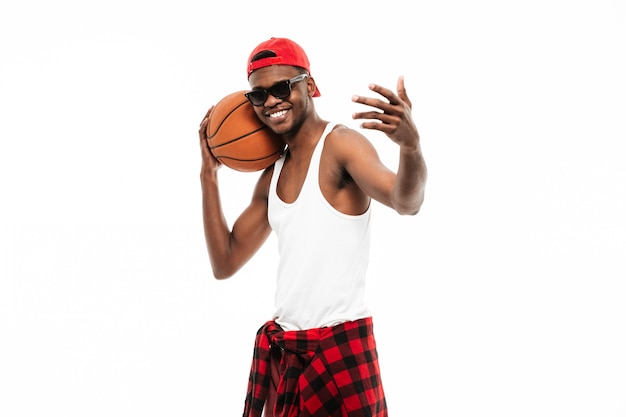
[1,1,625,416]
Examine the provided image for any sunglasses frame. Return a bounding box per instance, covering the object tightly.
[245,74,309,106]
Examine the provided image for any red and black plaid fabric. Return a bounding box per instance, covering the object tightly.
[242,317,388,417]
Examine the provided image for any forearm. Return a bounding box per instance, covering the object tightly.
[200,170,233,279]
[392,143,427,215]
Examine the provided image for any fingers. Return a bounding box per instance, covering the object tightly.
[351,93,396,121]
[351,77,415,138]
[198,105,222,170]
[352,77,411,114]
[199,105,215,142]
[351,108,399,127]
[360,83,400,108]
[199,107,213,154]
[200,105,215,128]
[396,76,412,109]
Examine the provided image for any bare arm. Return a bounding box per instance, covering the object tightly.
[351,76,427,215]
[199,109,272,279]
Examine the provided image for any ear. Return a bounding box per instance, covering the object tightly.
[307,76,316,97]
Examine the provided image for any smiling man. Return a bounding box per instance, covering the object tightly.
[198,37,427,417]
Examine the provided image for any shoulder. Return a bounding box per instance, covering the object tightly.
[327,123,359,141]
[324,123,378,163]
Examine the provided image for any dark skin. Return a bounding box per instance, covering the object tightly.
[199,65,427,279]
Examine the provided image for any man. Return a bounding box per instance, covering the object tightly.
[198,37,427,417]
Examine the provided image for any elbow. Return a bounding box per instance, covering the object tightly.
[209,262,237,280]
[212,271,232,280]
[206,247,239,280]
[392,175,427,216]
[394,194,425,216]
[396,205,421,216]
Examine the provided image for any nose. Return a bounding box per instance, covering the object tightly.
[263,93,283,107]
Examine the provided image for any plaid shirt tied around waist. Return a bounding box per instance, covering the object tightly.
[243,317,388,417]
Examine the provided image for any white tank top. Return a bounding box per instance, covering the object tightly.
[268,123,371,331]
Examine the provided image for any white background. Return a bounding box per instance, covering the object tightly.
[1,1,625,416]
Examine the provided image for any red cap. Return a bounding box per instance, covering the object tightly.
[247,37,321,97]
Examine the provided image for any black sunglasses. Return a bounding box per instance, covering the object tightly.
[245,74,308,106]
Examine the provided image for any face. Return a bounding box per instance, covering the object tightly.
[247,66,312,136]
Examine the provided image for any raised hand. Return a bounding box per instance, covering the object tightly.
[351,76,420,149]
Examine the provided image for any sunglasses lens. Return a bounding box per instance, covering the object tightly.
[246,91,267,106]
[269,81,291,99]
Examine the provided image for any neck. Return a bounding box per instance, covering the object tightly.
[283,109,327,146]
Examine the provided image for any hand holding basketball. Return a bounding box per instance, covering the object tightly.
[199,105,220,172]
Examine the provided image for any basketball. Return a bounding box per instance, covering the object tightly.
[206,90,285,172]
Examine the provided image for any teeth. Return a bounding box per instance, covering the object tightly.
[269,110,287,118]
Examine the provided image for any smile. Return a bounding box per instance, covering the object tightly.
[269,109,288,119]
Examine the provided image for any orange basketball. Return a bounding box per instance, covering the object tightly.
[206,90,285,172]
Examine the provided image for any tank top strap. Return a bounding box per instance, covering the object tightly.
[306,122,336,181]
[270,145,286,191]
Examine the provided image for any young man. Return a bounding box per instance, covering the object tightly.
[198,37,427,417]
